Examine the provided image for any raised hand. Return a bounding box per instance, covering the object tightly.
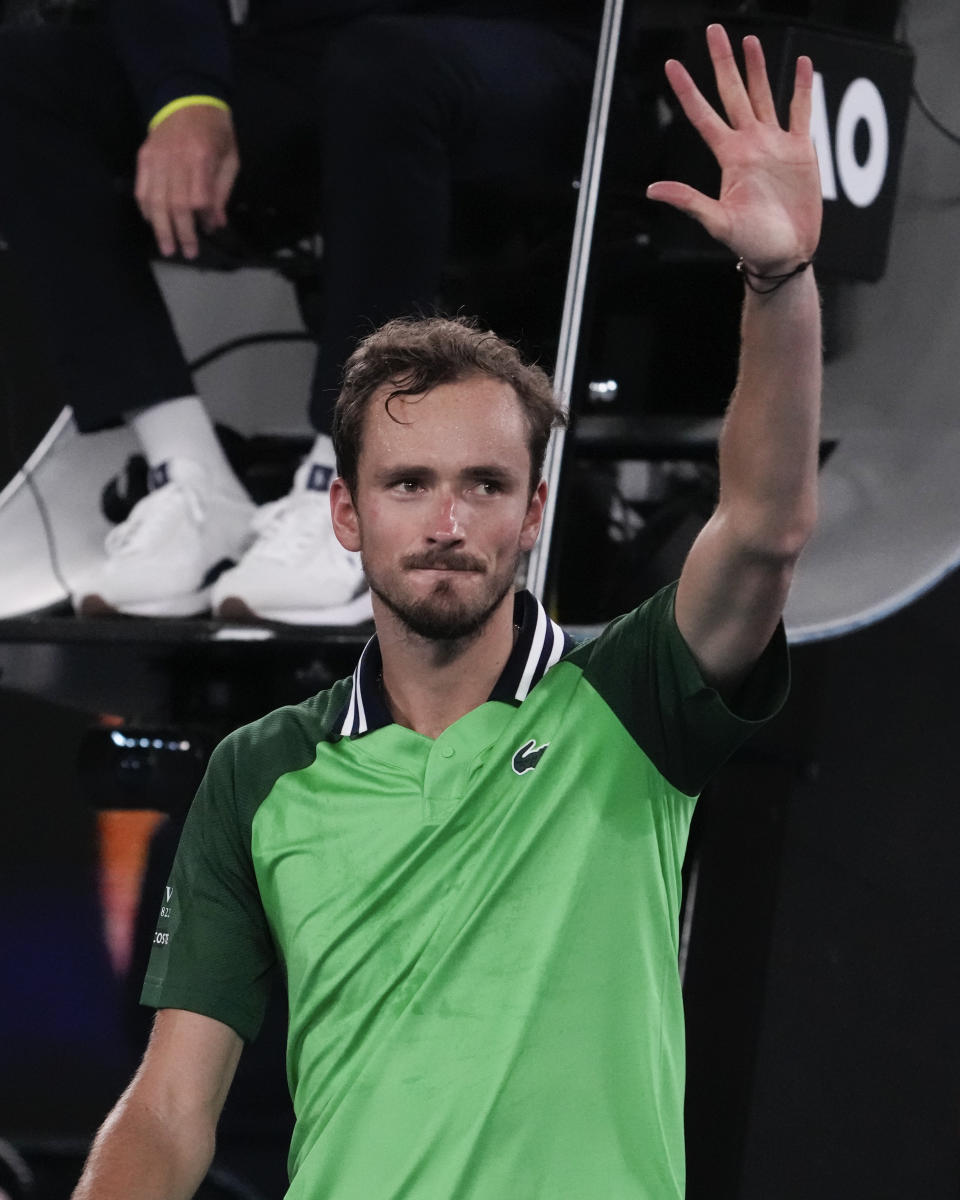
[646,23,821,275]
[135,105,240,260]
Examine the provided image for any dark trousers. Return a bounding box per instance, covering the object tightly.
[0,15,595,435]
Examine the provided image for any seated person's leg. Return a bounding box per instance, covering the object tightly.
[209,13,595,623]
[198,23,372,625]
[0,25,184,433]
[0,24,256,618]
[313,12,596,409]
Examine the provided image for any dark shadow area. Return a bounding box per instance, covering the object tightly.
[683,566,960,1198]
[0,686,295,1199]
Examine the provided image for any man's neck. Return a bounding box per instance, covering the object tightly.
[375,593,517,739]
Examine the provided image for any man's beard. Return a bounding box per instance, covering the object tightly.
[364,547,519,642]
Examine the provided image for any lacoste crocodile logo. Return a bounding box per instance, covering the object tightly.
[512,739,549,775]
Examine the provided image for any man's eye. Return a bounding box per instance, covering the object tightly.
[393,479,422,493]
[476,480,503,495]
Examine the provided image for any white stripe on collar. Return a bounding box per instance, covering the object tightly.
[336,590,570,738]
[340,642,370,737]
[512,601,566,703]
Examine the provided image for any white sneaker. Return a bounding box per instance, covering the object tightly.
[73,458,256,617]
[211,460,372,625]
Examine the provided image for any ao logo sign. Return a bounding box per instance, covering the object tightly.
[810,71,888,209]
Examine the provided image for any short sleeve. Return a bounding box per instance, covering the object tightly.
[568,582,790,796]
[140,734,276,1042]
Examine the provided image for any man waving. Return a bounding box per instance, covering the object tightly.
[71,25,821,1200]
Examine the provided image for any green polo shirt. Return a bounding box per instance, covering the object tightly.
[142,582,788,1199]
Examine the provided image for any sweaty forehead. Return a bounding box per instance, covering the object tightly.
[360,375,530,462]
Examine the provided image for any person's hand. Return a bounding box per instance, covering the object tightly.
[646,23,821,275]
[135,104,240,260]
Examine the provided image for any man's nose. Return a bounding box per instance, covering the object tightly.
[428,492,464,543]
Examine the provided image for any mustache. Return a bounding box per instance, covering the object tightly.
[402,550,485,572]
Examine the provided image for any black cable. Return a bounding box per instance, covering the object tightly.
[899,0,960,150]
[911,83,960,148]
[187,329,315,373]
[22,460,72,602]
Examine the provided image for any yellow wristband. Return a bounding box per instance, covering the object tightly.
[148,95,231,133]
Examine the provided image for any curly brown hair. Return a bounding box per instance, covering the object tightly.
[332,315,566,496]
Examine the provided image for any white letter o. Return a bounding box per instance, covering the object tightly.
[835,77,888,208]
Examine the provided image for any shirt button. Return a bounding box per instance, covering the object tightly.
[440,745,455,759]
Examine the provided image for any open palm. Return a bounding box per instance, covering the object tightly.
[647,24,822,273]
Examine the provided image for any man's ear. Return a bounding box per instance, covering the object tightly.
[330,477,361,552]
[519,479,548,552]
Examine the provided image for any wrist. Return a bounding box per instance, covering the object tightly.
[737,256,815,295]
[148,95,231,133]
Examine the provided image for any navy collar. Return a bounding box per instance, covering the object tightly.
[336,590,572,738]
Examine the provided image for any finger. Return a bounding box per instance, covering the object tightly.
[789,55,814,136]
[210,152,239,228]
[646,180,731,245]
[663,58,730,155]
[149,201,177,258]
[705,23,754,129]
[161,160,204,259]
[136,145,178,256]
[188,156,217,216]
[171,201,199,259]
[742,35,778,124]
[162,181,196,259]
[193,144,238,231]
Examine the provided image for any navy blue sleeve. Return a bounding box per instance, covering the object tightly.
[107,0,234,124]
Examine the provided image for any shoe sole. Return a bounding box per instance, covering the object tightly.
[216,589,374,626]
[76,590,212,618]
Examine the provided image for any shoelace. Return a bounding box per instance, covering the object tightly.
[104,482,206,556]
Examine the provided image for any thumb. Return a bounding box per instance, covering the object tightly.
[646,181,730,244]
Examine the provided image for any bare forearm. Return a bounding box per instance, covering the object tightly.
[655,25,824,685]
[72,1090,215,1200]
[717,268,822,556]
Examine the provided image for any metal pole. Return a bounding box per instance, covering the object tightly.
[525,0,626,601]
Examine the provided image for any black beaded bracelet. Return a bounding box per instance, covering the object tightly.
[736,256,814,294]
